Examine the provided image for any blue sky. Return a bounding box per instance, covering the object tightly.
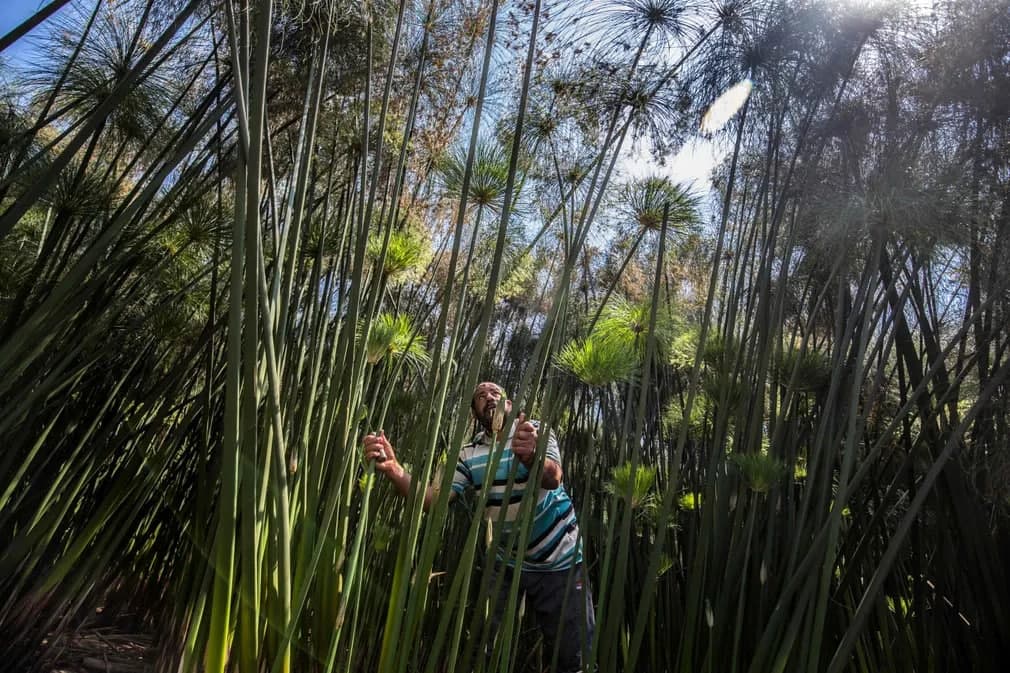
[0,0,48,32]
[1,0,65,70]
[0,0,721,199]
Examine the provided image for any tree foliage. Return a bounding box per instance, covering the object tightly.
[0,1,1009,672]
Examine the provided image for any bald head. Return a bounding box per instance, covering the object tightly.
[472,381,503,403]
[471,381,509,432]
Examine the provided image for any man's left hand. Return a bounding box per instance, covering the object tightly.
[512,412,538,466]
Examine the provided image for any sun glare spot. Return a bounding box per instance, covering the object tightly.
[700,79,753,134]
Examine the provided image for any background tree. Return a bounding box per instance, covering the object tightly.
[0,1,1008,672]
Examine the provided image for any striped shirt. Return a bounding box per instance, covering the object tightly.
[451,421,583,572]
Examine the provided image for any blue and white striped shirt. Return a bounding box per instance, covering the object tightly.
[451,422,583,571]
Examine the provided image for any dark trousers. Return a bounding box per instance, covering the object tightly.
[488,563,595,673]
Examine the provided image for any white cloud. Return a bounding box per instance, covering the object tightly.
[619,135,726,197]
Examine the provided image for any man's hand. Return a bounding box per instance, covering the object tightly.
[512,413,563,488]
[511,412,538,467]
[363,430,404,480]
[362,431,445,510]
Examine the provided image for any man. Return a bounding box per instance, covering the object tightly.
[362,381,594,672]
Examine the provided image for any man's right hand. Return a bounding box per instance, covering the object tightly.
[363,431,403,480]
[363,431,432,507]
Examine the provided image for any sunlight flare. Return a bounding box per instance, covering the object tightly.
[700,79,753,134]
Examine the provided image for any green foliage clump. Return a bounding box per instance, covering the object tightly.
[620,175,701,233]
[367,226,431,283]
[596,295,680,360]
[372,523,395,552]
[43,160,120,218]
[496,250,537,302]
[558,293,684,386]
[605,461,657,510]
[439,140,510,212]
[556,333,638,387]
[702,370,745,411]
[668,326,699,369]
[776,345,832,393]
[363,313,429,370]
[3,2,1008,672]
[678,492,703,510]
[595,297,651,353]
[663,396,710,437]
[702,332,738,371]
[302,218,337,259]
[700,333,745,409]
[729,452,787,493]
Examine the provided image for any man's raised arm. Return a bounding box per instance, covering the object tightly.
[511,413,563,490]
[362,431,448,511]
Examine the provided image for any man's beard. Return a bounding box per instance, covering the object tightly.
[479,403,496,433]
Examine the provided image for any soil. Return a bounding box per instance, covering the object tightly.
[47,627,154,673]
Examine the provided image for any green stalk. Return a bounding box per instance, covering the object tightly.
[388,5,547,672]
[616,204,668,672]
[626,92,752,672]
[0,0,204,240]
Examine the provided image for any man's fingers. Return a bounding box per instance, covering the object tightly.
[513,433,535,452]
[367,444,389,460]
[363,431,392,465]
[363,432,391,449]
[515,426,537,443]
[513,442,534,465]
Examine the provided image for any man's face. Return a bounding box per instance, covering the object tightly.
[472,382,510,431]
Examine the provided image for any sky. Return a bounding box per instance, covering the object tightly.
[0,0,722,201]
[620,137,722,197]
[0,0,56,71]
[0,0,48,31]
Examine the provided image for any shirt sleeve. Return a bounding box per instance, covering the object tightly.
[451,447,473,495]
[544,428,561,464]
[530,420,561,464]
